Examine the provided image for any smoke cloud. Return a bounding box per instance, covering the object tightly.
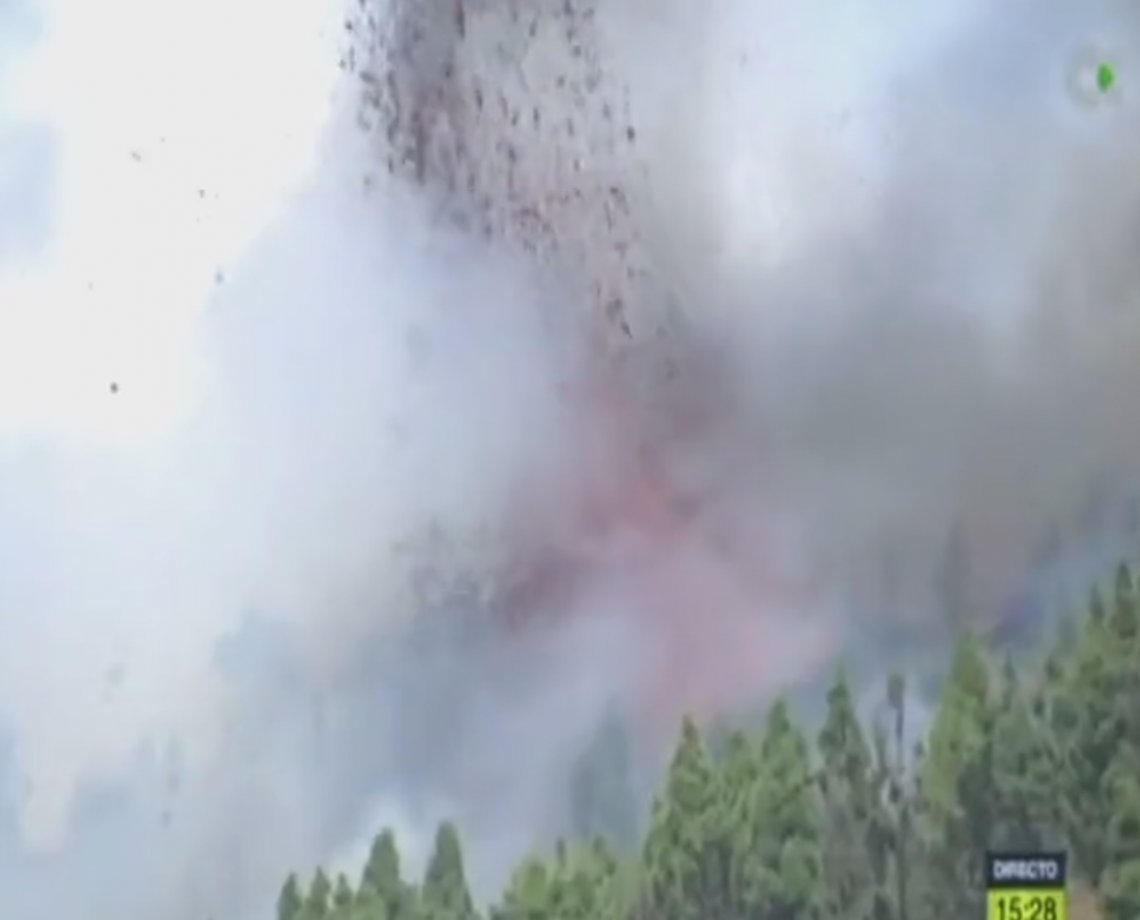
[1,0,1140,918]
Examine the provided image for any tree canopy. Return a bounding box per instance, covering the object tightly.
[278,563,1140,920]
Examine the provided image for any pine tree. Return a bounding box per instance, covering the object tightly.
[363,830,403,893]
[1052,586,1126,884]
[738,699,822,920]
[817,670,882,920]
[352,883,388,920]
[718,728,763,917]
[422,821,477,920]
[1100,741,1140,919]
[328,874,355,920]
[493,858,554,920]
[362,830,419,920]
[641,715,729,920]
[867,717,904,920]
[279,873,304,920]
[541,837,625,920]
[882,671,916,920]
[1109,565,1140,748]
[1109,563,1139,643]
[989,656,1058,850]
[918,631,994,918]
[302,869,333,920]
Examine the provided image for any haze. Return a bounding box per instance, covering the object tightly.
[1,0,1139,918]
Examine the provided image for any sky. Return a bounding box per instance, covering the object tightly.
[0,0,338,444]
[0,0,341,784]
[2,0,1140,918]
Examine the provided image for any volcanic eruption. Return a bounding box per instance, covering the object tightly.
[334,0,852,746]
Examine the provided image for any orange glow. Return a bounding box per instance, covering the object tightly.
[493,357,835,746]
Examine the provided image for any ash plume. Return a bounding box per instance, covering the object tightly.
[354,0,1140,630]
[0,0,1139,918]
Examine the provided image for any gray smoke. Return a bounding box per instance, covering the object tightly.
[2,0,1140,918]
[360,0,1140,618]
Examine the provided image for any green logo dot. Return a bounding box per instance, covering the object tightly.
[1097,62,1116,93]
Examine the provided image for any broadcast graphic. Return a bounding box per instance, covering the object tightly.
[985,851,1069,920]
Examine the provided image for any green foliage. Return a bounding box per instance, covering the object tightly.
[278,873,304,920]
[989,656,1059,851]
[279,562,1140,920]
[641,715,729,919]
[493,858,553,920]
[817,670,888,920]
[1049,568,1140,886]
[422,821,477,920]
[300,869,332,920]
[327,874,354,920]
[737,700,821,919]
[334,875,354,909]
[351,883,388,920]
[361,829,419,920]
